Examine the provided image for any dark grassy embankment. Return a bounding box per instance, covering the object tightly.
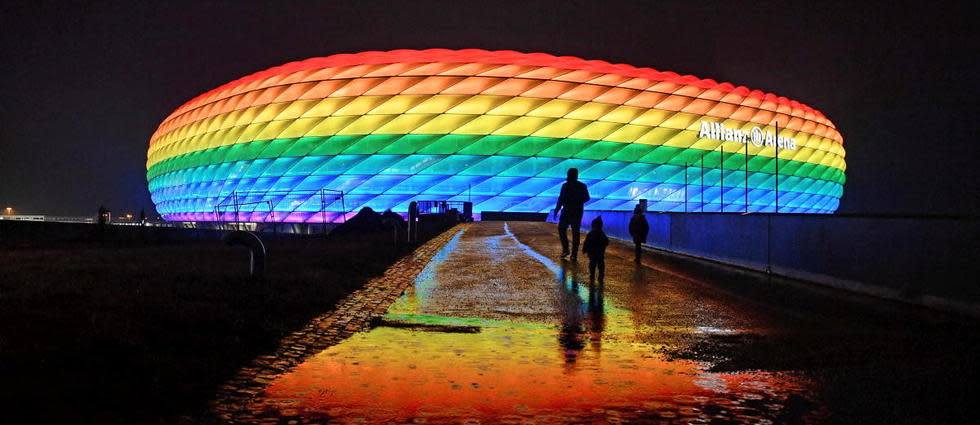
[0,222,413,424]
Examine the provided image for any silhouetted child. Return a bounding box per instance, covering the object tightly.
[582,217,609,284]
[628,204,649,263]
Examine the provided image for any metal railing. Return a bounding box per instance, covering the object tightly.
[213,189,346,230]
[415,200,468,215]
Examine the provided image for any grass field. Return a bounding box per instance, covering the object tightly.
[0,226,411,424]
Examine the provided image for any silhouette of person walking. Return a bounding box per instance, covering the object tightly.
[582,217,609,284]
[629,204,649,263]
[553,168,590,260]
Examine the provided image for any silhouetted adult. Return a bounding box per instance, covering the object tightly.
[628,203,649,263]
[553,168,590,260]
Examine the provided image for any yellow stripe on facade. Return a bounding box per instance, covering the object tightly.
[147,114,847,171]
[151,94,846,156]
[147,94,847,169]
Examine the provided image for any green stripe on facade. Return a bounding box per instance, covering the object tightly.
[148,134,846,184]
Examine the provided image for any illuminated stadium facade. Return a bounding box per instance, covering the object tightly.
[146,49,846,222]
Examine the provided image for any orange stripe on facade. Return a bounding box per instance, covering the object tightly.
[163,49,832,122]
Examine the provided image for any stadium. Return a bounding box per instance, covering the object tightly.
[146,49,846,222]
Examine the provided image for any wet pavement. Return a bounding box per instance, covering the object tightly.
[215,221,979,425]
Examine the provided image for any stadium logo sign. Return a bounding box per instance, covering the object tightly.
[698,121,797,150]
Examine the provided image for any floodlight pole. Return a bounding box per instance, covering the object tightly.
[233,191,240,230]
[700,153,704,213]
[774,120,780,214]
[266,201,275,235]
[745,136,749,213]
[340,191,347,223]
[684,163,689,212]
[321,189,328,236]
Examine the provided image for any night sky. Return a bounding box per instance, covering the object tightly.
[1,0,977,216]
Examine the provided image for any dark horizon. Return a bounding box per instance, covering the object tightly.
[2,0,977,216]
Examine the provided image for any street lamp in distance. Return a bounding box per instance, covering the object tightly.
[4,207,13,215]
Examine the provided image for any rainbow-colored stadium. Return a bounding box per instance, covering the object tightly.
[147,49,845,222]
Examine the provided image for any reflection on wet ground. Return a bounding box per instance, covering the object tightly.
[245,222,823,424]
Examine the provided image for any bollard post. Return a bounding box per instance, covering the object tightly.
[408,201,419,244]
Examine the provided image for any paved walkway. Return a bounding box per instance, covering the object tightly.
[214,221,978,425]
[213,225,467,422]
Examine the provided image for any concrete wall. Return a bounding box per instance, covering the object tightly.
[559,211,980,316]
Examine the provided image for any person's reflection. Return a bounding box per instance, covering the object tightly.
[585,281,605,354]
[557,263,606,371]
[627,266,649,328]
[557,264,585,370]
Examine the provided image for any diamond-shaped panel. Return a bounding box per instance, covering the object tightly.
[147,49,846,222]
